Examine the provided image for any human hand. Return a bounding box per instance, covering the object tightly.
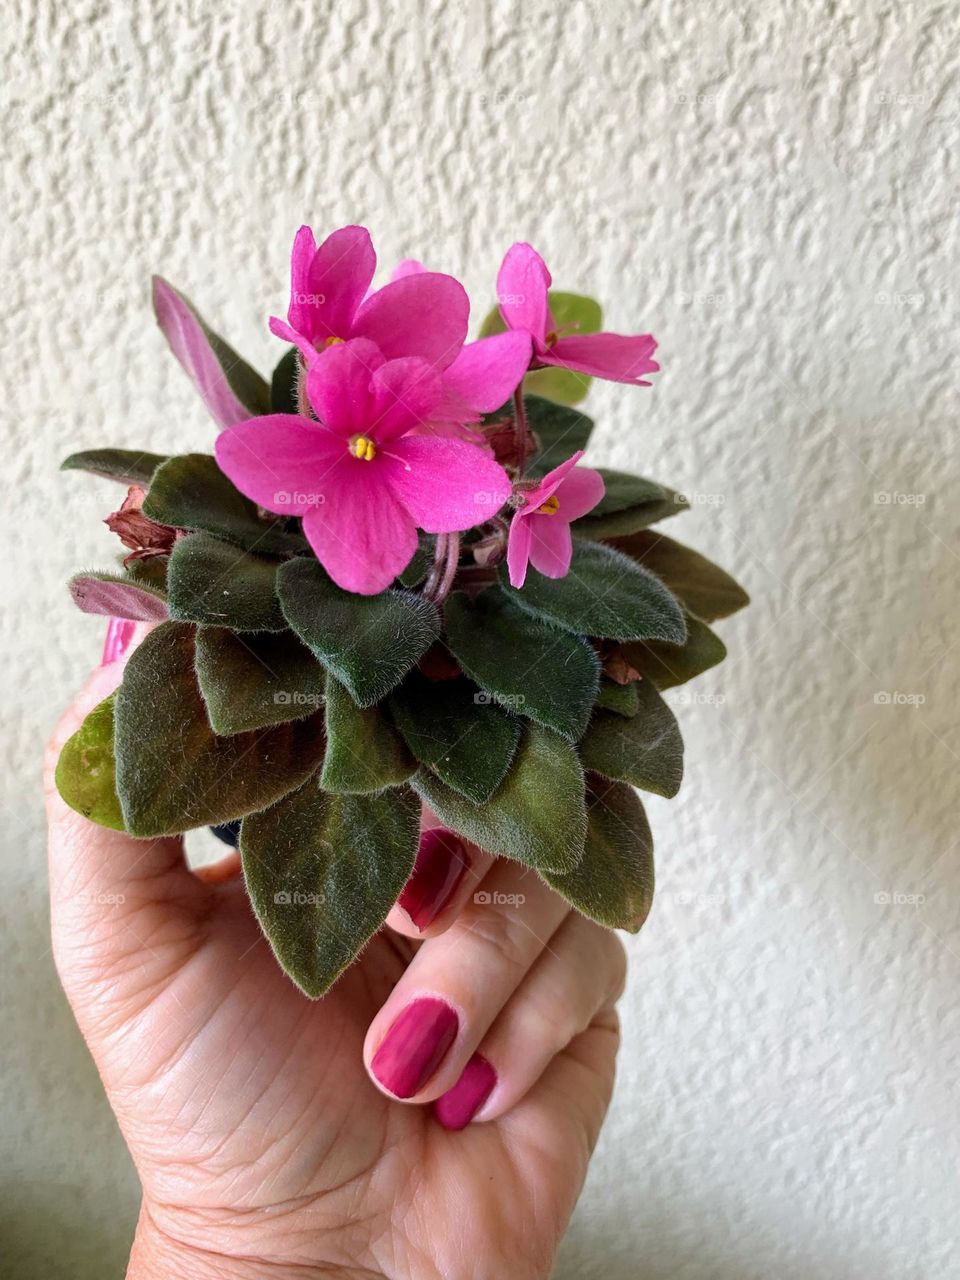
[45,624,627,1280]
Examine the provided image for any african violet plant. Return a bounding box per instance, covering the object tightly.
[56,226,749,997]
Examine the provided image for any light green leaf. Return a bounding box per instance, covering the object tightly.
[55,694,125,831]
[167,532,286,631]
[412,722,586,874]
[195,628,326,734]
[445,588,599,741]
[580,680,683,797]
[501,538,687,643]
[480,292,603,405]
[389,673,521,804]
[595,678,640,718]
[321,676,414,793]
[544,775,654,931]
[240,779,420,997]
[114,622,325,835]
[278,557,440,707]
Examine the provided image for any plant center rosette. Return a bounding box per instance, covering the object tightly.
[56,226,749,996]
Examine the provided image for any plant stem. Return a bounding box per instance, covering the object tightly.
[434,531,461,605]
[513,384,529,479]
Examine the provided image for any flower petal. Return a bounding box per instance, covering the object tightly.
[391,258,427,281]
[523,450,585,508]
[214,416,342,515]
[370,358,442,440]
[506,515,534,589]
[284,224,376,348]
[152,277,250,429]
[382,437,512,533]
[546,332,659,384]
[442,331,533,413]
[305,339,385,437]
[496,243,551,345]
[301,467,418,595]
[528,515,574,579]
[556,465,605,521]
[352,273,469,368]
[269,315,317,363]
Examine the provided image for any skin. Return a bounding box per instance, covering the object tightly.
[44,650,627,1280]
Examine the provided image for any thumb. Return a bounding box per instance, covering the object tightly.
[43,622,208,1028]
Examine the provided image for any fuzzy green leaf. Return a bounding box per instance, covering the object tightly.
[574,472,688,539]
[480,292,602,405]
[195,628,326,734]
[445,588,599,741]
[166,532,286,631]
[389,673,521,804]
[55,694,125,831]
[240,779,420,997]
[271,348,300,414]
[114,622,325,836]
[624,611,727,689]
[608,529,749,622]
[501,539,687,644]
[595,678,640,718]
[544,775,654,931]
[69,572,169,622]
[580,680,683,797]
[125,557,170,590]
[412,722,586,873]
[524,396,595,474]
[278,557,440,707]
[61,449,170,486]
[143,454,306,556]
[321,677,414,794]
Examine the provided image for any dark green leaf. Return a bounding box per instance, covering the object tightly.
[167,532,286,631]
[241,779,420,997]
[607,529,749,622]
[125,556,170,590]
[480,292,602,405]
[412,722,586,873]
[595,678,640,717]
[278,557,440,707]
[574,472,688,539]
[55,694,125,831]
[544,775,654,931]
[624,611,727,689]
[321,677,414,793]
[160,281,271,417]
[389,673,521,804]
[114,622,325,835]
[195,628,326,734]
[580,680,683,797]
[271,348,300,414]
[523,396,594,474]
[445,588,599,741]
[61,448,169,486]
[143,454,306,556]
[501,538,687,644]
[69,572,168,622]
[397,539,432,588]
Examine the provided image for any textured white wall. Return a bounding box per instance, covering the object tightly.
[3,1,958,1276]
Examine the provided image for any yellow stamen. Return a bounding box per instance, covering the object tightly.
[323,335,344,348]
[349,435,377,461]
[537,494,561,515]
[544,330,559,347]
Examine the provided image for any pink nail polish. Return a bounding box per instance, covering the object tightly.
[101,617,136,665]
[399,828,468,930]
[434,1053,497,1130]
[371,997,459,1099]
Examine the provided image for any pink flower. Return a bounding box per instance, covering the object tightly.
[496,243,659,386]
[507,452,605,589]
[215,339,512,595]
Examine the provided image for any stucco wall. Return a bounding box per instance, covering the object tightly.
[3,2,958,1276]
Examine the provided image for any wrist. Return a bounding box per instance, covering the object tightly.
[128,1202,384,1280]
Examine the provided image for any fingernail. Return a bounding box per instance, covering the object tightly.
[101,617,136,665]
[434,1053,497,1130]
[371,997,459,1099]
[398,828,468,930]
